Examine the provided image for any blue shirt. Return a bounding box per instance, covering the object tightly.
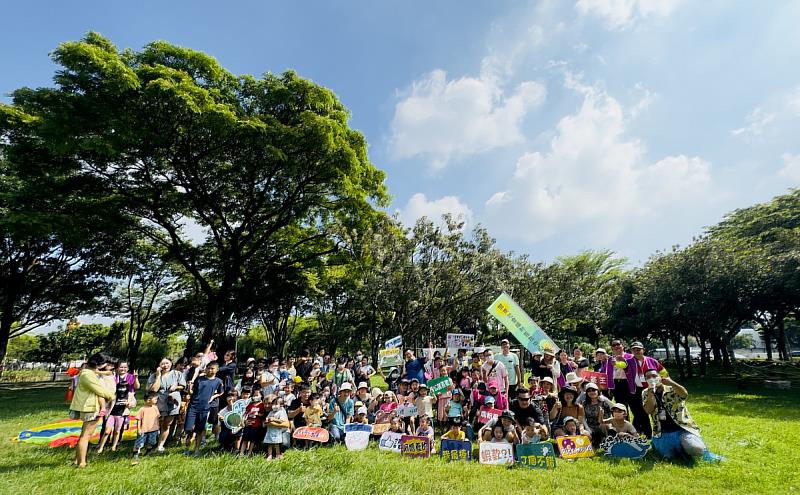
[190,376,224,409]
[404,357,427,382]
[328,396,354,427]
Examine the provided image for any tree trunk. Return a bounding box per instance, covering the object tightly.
[763,324,774,361]
[662,337,671,361]
[777,315,789,361]
[672,339,684,380]
[720,343,731,371]
[681,335,693,378]
[698,336,708,376]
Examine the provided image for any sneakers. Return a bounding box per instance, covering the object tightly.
[156,446,165,453]
[131,455,140,466]
[182,450,192,456]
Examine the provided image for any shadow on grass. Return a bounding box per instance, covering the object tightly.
[0,384,70,422]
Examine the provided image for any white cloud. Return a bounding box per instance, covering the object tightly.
[731,107,776,141]
[485,76,712,244]
[779,153,800,182]
[389,68,546,170]
[576,0,683,30]
[399,193,473,227]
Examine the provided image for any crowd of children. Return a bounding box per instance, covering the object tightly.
[67,339,719,467]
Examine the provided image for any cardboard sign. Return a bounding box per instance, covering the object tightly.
[374,410,394,424]
[479,441,514,465]
[379,347,403,368]
[516,442,557,469]
[378,431,403,453]
[344,423,372,451]
[397,404,418,418]
[556,435,594,459]
[446,333,475,349]
[371,423,391,435]
[400,435,431,458]
[385,335,403,349]
[292,426,330,443]
[600,436,651,459]
[580,370,608,389]
[487,292,559,355]
[440,439,472,461]
[477,406,502,424]
[426,376,453,396]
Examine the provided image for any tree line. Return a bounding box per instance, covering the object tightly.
[1,34,798,375]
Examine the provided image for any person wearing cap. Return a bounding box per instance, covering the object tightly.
[354,406,369,424]
[486,380,508,411]
[511,389,547,434]
[326,382,354,442]
[630,341,666,438]
[581,382,612,445]
[534,349,558,382]
[642,370,721,462]
[550,386,585,437]
[496,339,522,400]
[603,402,637,439]
[598,339,639,422]
[561,415,590,438]
[481,349,510,398]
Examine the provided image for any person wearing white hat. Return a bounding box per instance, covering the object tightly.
[326,382,354,442]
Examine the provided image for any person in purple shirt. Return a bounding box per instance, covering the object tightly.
[598,339,648,432]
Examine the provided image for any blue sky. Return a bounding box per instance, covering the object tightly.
[2,0,799,267]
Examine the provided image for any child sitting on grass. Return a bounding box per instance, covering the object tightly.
[416,415,436,453]
[131,392,160,465]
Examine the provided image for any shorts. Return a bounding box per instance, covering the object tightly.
[104,415,127,432]
[184,407,210,433]
[207,406,220,426]
[68,410,99,422]
[243,426,265,442]
[134,430,159,450]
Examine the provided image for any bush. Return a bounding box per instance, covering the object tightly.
[0,369,53,383]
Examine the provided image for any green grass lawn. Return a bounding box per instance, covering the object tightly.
[0,379,797,495]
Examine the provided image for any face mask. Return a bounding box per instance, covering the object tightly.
[253,396,262,402]
[647,377,661,388]
[272,404,280,411]
[270,368,278,373]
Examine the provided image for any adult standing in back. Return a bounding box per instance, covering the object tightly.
[598,340,638,420]
[629,341,665,437]
[403,342,432,383]
[495,340,522,400]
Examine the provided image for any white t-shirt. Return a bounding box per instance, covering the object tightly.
[494,352,520,386]
[482,360,508,387]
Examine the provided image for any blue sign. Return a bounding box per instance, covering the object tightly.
[440,439,471,461]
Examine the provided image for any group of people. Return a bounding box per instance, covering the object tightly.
[66,338,719,468]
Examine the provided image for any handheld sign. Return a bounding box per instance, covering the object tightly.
[292,426,330,443]
[440,440,471,461]
[516,442,557,469]
[479,441,514,465]
[400,435,431,458]
[371,423,391,435]
[478,406,502,424]
[487,292,559,355]
[222,411,244,433]
[379,348,403,368]
[580,370,608,389]
[378,431,403,453]
[397,404,418,418]
[344,423,372,451]
[556,435,594,459]
[600,435,651,459]
[426,376,453,396]
[446,333,475,349]
[385,335,403,349]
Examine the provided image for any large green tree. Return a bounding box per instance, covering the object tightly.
[1,33,387,349]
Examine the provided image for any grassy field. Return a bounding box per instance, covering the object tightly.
[0,379,798,495]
